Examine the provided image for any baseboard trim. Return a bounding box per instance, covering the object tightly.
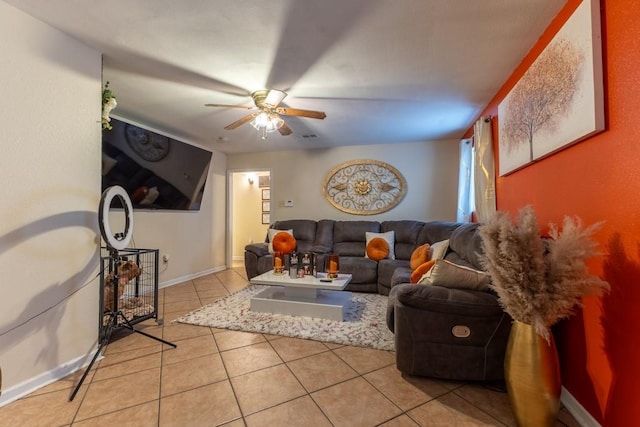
[0,266,228,408]
[159,265,227,289]
[0,351,102,408]
[561,386,601,426]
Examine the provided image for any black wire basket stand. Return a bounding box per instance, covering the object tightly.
[98,247,161,339]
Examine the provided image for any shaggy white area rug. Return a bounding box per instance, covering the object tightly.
[173,285,395,351]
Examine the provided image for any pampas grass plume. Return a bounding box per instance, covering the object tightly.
[479,205,610,342]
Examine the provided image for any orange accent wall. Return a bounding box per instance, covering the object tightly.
[471,0,640,424]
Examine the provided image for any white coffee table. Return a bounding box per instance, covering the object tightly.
[249,271,352,321]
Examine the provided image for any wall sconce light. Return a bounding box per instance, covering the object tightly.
[248,177,254,184]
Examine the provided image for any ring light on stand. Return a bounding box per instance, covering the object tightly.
[70,185,177,402]
[99,185,134,250]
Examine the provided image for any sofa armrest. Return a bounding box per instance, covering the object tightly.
[387,283,503,332]
[391,283,503,315]
[245,242,269,257]
[386,283,511,381]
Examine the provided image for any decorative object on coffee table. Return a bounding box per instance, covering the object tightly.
[325,253,339,279]
[478,205,610,426]
[322,159,406,215]
[272,251,285,274]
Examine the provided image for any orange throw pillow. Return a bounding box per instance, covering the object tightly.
[366,237,389,261]
[410,260,436,284]
[272,232,297,254]
[410,243,431,270]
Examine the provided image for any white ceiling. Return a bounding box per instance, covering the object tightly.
[6,0,565,154]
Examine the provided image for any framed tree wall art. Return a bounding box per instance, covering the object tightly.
[497,0,604,176]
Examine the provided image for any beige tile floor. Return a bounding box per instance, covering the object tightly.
[0,264,581,426]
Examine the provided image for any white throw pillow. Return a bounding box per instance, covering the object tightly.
[418,259,491,291]
[429,239,450,260]
[268,228,293,253]
[365,231,395,260]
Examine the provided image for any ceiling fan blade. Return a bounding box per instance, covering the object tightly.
[278,121,293,136]
[224,113,256,130]
[275,107,326,120]
[205,103,255,110]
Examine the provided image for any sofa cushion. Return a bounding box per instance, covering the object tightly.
[365,231,395,260]
[417,259,491,291]
[338,256,378,284]
[447,223,484,269]
[270,219,318,253]
[417,221,462,246]
[381,220,425,260]
[312,219,335,253]
[389,265,412,288]
[410,243,430,270]
[378,259,410,290]
[333,221,380,256]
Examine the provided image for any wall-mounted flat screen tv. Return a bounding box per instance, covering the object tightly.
[102,118,213,211]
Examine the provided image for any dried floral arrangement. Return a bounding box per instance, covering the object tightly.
[479,205,610,342]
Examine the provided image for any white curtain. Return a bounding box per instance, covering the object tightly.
[456,138,474,222]
[473,117,497,222]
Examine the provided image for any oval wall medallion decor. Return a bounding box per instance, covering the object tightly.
[322,159,407,215]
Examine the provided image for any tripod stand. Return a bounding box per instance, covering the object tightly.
[69,248,176,401]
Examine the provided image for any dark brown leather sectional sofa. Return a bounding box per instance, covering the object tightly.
[244,219,512,381]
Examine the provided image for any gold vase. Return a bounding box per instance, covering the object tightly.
[504,321,561,427]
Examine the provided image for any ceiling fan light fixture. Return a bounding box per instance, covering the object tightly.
[250,112,284,135]
[250,111,271,129]
[268,114,284,131]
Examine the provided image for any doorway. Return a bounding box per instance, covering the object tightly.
[227,169,271,267]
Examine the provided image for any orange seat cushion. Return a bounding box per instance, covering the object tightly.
[410,260,436,284]
[366,237,390,261]
[410,243,431,270]
[272,232,297,254]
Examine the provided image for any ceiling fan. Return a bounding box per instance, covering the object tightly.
[205,89,326,139]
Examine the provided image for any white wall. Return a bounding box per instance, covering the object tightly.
[0,2,229,405]
[227,140,460,223]
[231,171,270,259]
[0,2,102,403]
[105,147,228,286]
[118,153,227,286]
